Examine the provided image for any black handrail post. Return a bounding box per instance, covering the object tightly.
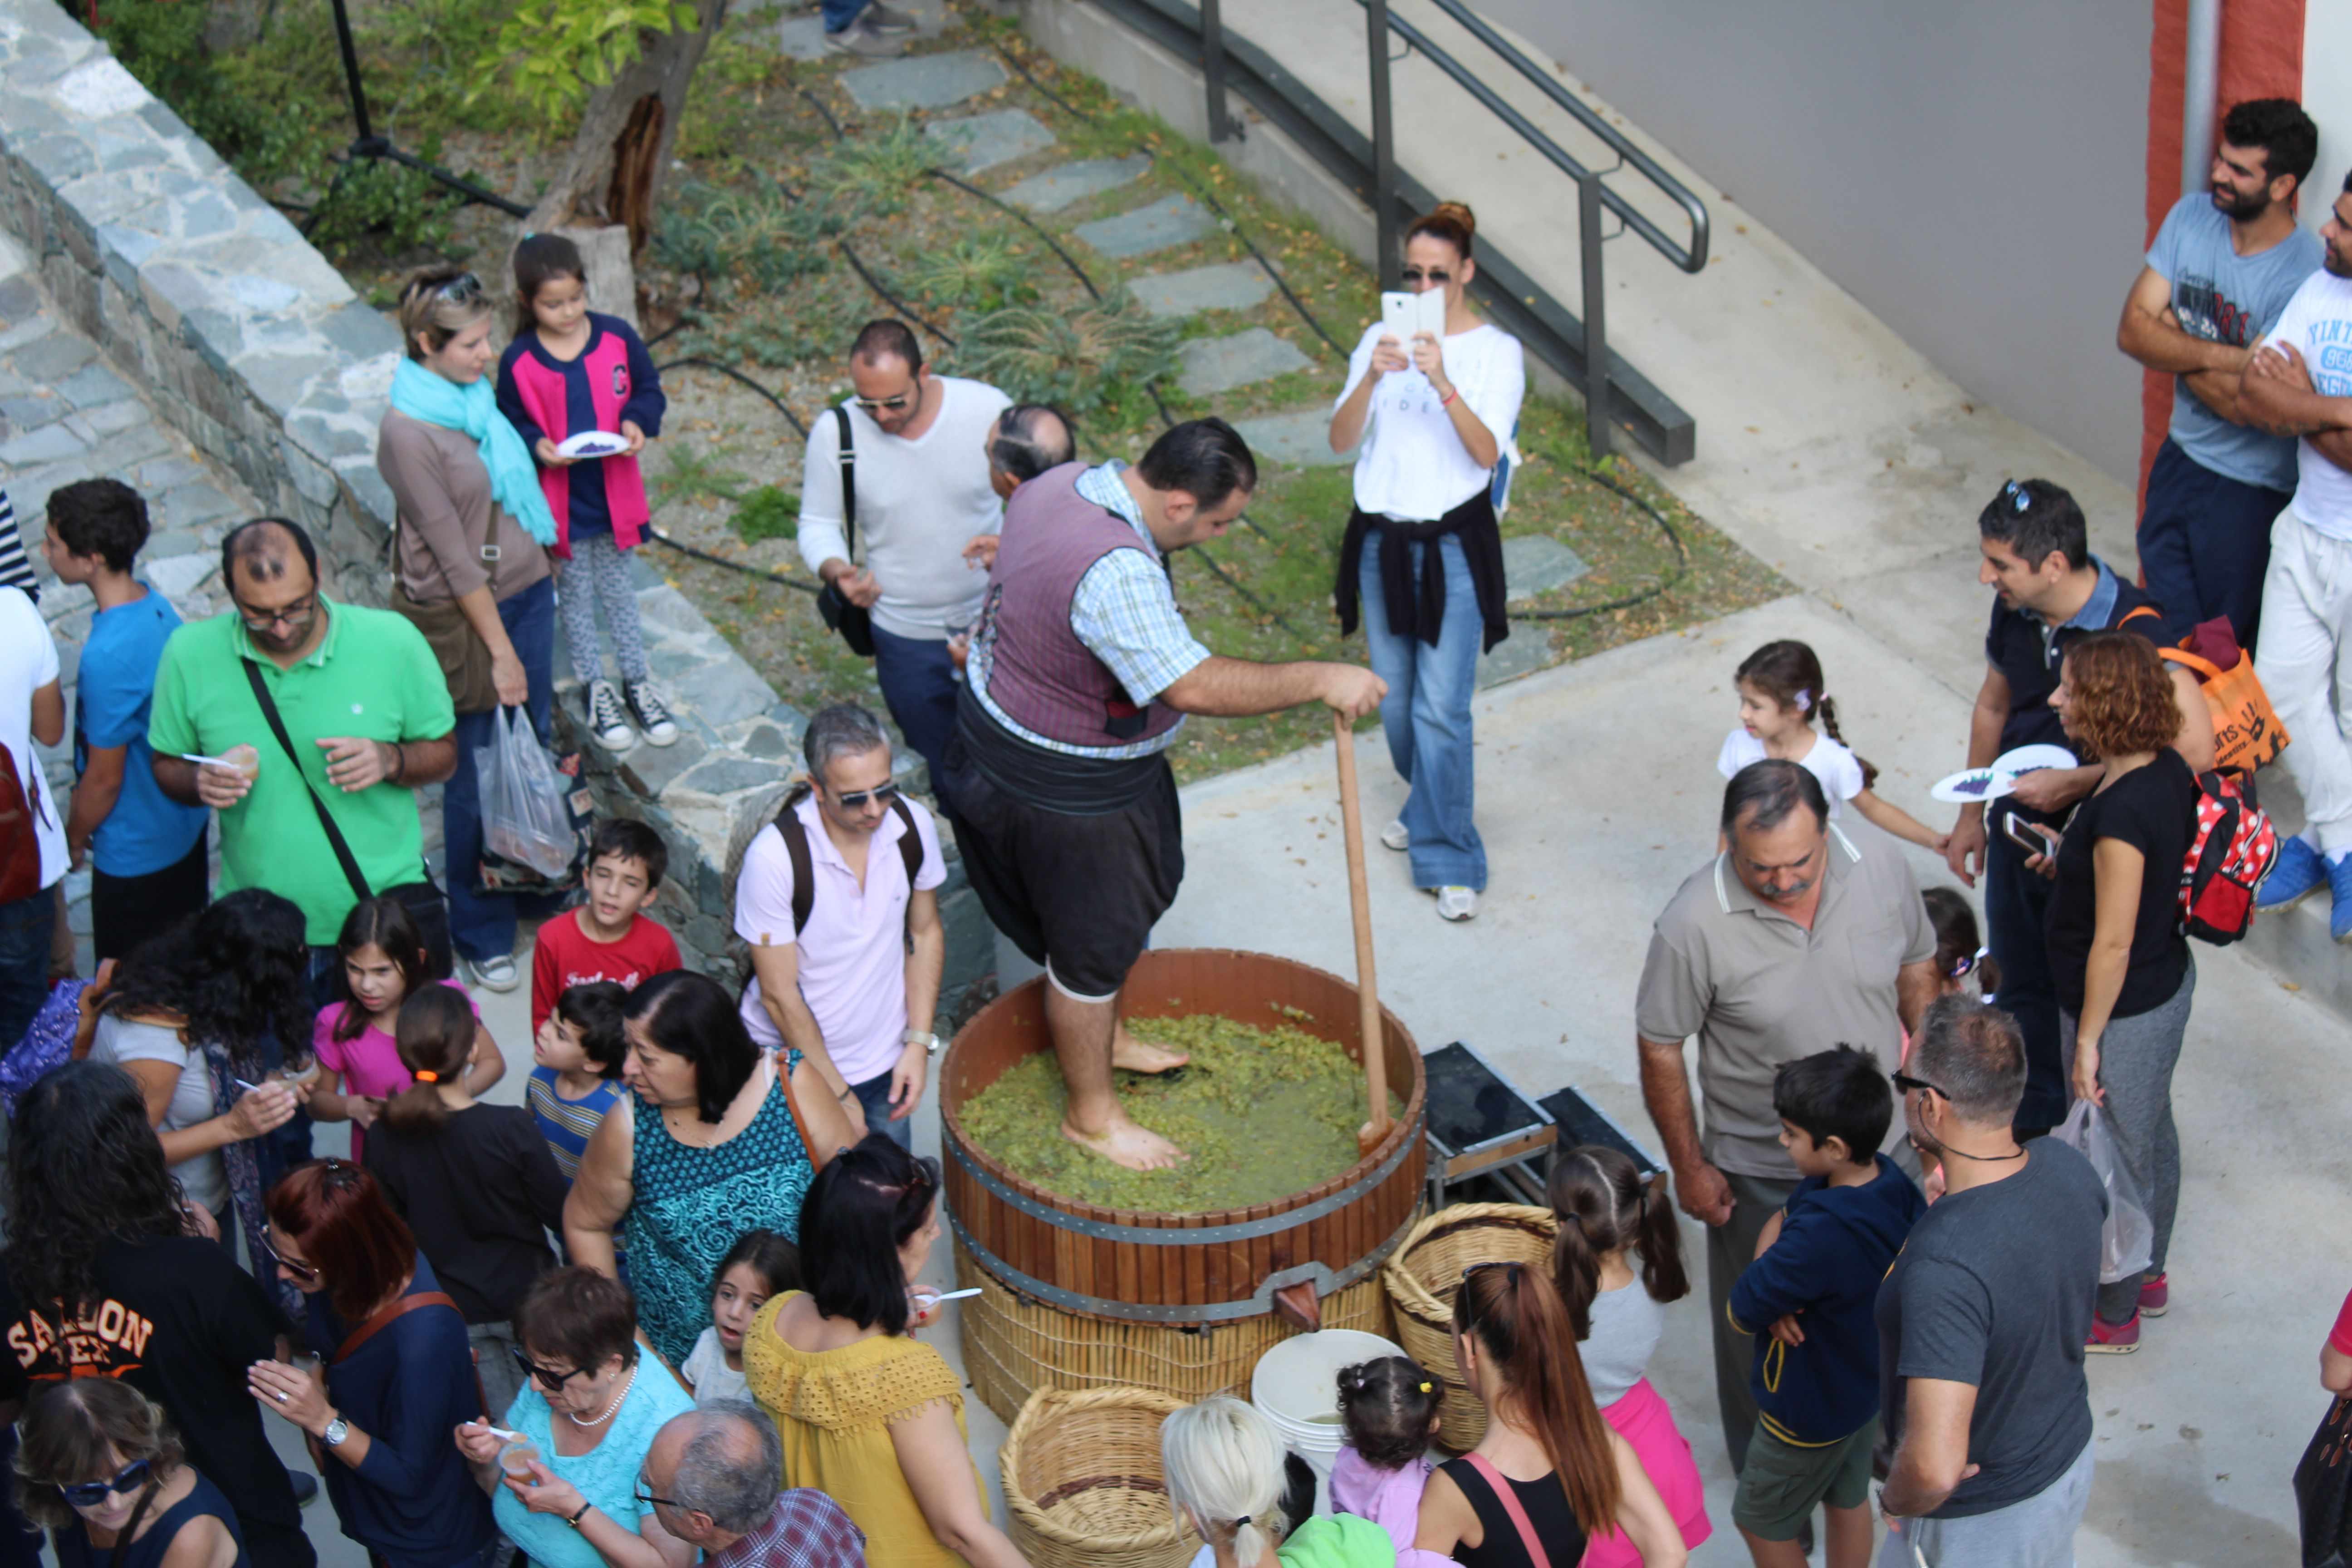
[1367,0,1399,289]
[1579,169,1610,459]
[1200,0,1233,143]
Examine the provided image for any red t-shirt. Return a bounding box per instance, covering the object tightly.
[2332,1287,2352,1359]
[530,909,682,1032]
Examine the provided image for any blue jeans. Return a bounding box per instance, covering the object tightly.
[872,624,962,817]
[852,1065,913,1149]
[0,886,57,1053]
[1358,532,1486,890]
[444,578,556,965]
[2137,435,2290,650]
[822,0,868,28]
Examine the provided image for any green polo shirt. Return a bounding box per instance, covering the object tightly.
[149,598,456,945]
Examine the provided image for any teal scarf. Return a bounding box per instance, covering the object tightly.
[390,358,558,546]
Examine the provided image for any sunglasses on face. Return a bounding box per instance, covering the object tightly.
[1891,1071,1945,1100]
[830,781,901,812]
[510,1347,590,1389]
[852,390,916,414]
[59,1460,152,1508]
[1401,267,1452,284]
[259,1230,319,1283]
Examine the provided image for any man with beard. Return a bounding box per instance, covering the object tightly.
[1636,759,1938,1475]
[149,518,456,983]
[2119,98,2319,648]
[2239,173,2352,938]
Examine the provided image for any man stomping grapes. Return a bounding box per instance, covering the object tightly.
[943,419,1386,1170]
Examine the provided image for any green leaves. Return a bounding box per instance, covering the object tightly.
[954,292,1179,416]
[473,0,686,125]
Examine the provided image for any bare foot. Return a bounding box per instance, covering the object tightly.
[1111,1023,1189,1074]
[1062,1112,1188,1171]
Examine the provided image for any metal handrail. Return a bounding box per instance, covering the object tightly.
[1412,0,1708,274]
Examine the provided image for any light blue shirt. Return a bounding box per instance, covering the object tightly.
[2146,193,2321,491]
[75,587,208,877]
[491,1360,696,1568]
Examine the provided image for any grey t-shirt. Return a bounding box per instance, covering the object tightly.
[2146,192,2321,492]
[1874,1139,2105,1517]
[89,1015,227,1216]
[1581,1280,1664,1407]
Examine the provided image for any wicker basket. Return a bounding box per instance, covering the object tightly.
[1380,1203,1558,1450]
[1001,1386,1198,1568]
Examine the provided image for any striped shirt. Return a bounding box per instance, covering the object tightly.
[525,1065,625,1181]
[0,491,39,605]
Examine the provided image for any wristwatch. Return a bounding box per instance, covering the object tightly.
[321,1417,350,1449]
[904,1029,944,1058]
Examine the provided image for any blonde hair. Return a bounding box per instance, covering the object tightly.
[1161,1397,1285,1564]
[396,269,493,360]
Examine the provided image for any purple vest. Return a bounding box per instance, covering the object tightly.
[980,463,1185,750]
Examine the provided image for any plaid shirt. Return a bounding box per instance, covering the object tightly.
[969,461,1210,759]
[708,1491,866,1568]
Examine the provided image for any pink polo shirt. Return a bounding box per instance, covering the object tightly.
[734,792,946,1084]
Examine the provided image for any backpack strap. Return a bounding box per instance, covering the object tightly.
[2117,603,2164,632]
[892,794,924,890]
[772,786,817,938]
[1461,1454,1554,1568]
[831,407,857,559]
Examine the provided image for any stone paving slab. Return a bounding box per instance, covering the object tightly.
[1073,193,1214,259]
[1001,155,1151,213]
[1501,532,1590,601]
[837,49,1004,111]
[921,109,1055,175]
[1127,259,1274,318]
[1475,620,1549,688]
[1232,408,1355,468]
[1175,327,1313,397]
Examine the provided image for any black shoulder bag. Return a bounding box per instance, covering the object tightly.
[241,660,455,979]
[813,406,877,657]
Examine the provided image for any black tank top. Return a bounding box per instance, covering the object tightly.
[56,1472,249,1568]
[1440,1455,1589,1568]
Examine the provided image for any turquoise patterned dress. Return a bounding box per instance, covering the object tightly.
[622,1057,814,1367]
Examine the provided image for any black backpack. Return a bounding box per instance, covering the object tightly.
[769,783,925,937]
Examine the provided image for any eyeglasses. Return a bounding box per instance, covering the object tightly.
[851,390,917,414]
[58,1460,152,1507]
[259,1229,319,1283]
[511,1347,590,1389]
[830,781,901,812]
[1401,267,1452,284]
[633,1476,683,1511]
[1891,1071,1945,1100]
[233,595,318,634]
[2002,478,2032,513]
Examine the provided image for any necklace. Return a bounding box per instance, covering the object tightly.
[567,1362,637,1428]
[1940,1143,2026,1162]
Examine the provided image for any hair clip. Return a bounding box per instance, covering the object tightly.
[1418,1381,1432,1393]
[1947,946,1989,979]
[414,1071,439,1083]
[1794,688,1812,712]
[1234,1516,1252,1528]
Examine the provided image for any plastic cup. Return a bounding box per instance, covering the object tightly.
[221,744,261,782]
[497,1439,540,1479]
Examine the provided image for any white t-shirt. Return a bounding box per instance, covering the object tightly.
[2262,269,2352,540]
[0,587,66,892]
[681,1326,749,1407]
[796,376,1013,639]
[89,1014,227,1215]
[1715,728,1864,818]
[1335,320,1524,521]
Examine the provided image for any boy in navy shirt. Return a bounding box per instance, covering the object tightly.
[41,480,209,961]
[1729,1046,1925,1568]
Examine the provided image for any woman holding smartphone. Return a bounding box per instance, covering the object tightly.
[1328,201,1524,923]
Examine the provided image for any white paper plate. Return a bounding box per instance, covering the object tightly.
[556,431,628,459]
[1991,743,2078,778]
[1931,766,2008,804]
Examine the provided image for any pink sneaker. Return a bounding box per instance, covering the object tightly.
[2138,1274,2168,1318]
[2087,1313,2141,1354]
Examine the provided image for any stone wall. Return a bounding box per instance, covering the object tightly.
[0,0,1007,994]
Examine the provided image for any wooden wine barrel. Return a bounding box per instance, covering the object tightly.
[941,948,1427,1326]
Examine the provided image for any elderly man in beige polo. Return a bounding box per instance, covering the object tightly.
[1635,758,1940,1479]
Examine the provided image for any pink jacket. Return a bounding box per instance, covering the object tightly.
[500,319,655,556]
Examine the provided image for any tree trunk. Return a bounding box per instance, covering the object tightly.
[522,0,729,255]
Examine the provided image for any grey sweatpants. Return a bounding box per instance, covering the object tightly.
[559,530,650,686]
[1706,1169,1798,1475]
[2061,956,2195,1323]
[1876,1434,2094,1568]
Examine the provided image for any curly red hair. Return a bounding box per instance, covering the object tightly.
[2060,632,2180,759]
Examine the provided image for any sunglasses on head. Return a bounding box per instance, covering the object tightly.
[58,1460,152,1508]
[432,271,485,304]
[1401,266,1452,284]
[2002,478,2032,513]
[830,781,901,812]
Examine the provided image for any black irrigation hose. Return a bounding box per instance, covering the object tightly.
[924,167,1103,303]
[657,358,808,438]
[644,525,825,595]
[1511,461,1691,621]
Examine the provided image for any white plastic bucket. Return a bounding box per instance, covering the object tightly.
[1249,1328,1406,1514]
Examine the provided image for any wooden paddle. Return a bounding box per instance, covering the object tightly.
[1333,710,1392,1155]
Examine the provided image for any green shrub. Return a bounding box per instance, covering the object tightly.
[651,446,751,511]
[955,293,1180,416]
[907,235,1033,313]
[733,485,799,544]
[808,114,933,219]
[654,179,834,291]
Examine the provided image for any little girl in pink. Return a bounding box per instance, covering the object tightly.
[1330,1356,1467,1568]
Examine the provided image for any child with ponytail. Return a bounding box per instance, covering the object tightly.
[1547,1147,1712,1567]
[1719,639,1946,852]
[362,987,568,1421]
[1331,1355,1441,1553]
[1414,1262,1688,1568]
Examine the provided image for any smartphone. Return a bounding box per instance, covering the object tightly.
[2003,813,2057,854]
[1379,291,1418,339]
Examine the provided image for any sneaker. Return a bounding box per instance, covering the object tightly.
[1380,818,1409,852]
[1436,886,1477,921]
[585,679,638,753]
[2330,852,2352,942]
[468,954,520,993]
[824,12,904,53]
[862,0,918,29]
[2258,833,2324,909]
[2138,1273,2168,1318]
[2086,1312,2141,1354]
[626,680,681,747]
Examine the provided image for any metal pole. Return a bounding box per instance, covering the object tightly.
[2181,0,2221,198]
[1579,170,1610,459]
[328,0,375,145]
[1367,0,1399,289]
[1201,0,1232,144]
